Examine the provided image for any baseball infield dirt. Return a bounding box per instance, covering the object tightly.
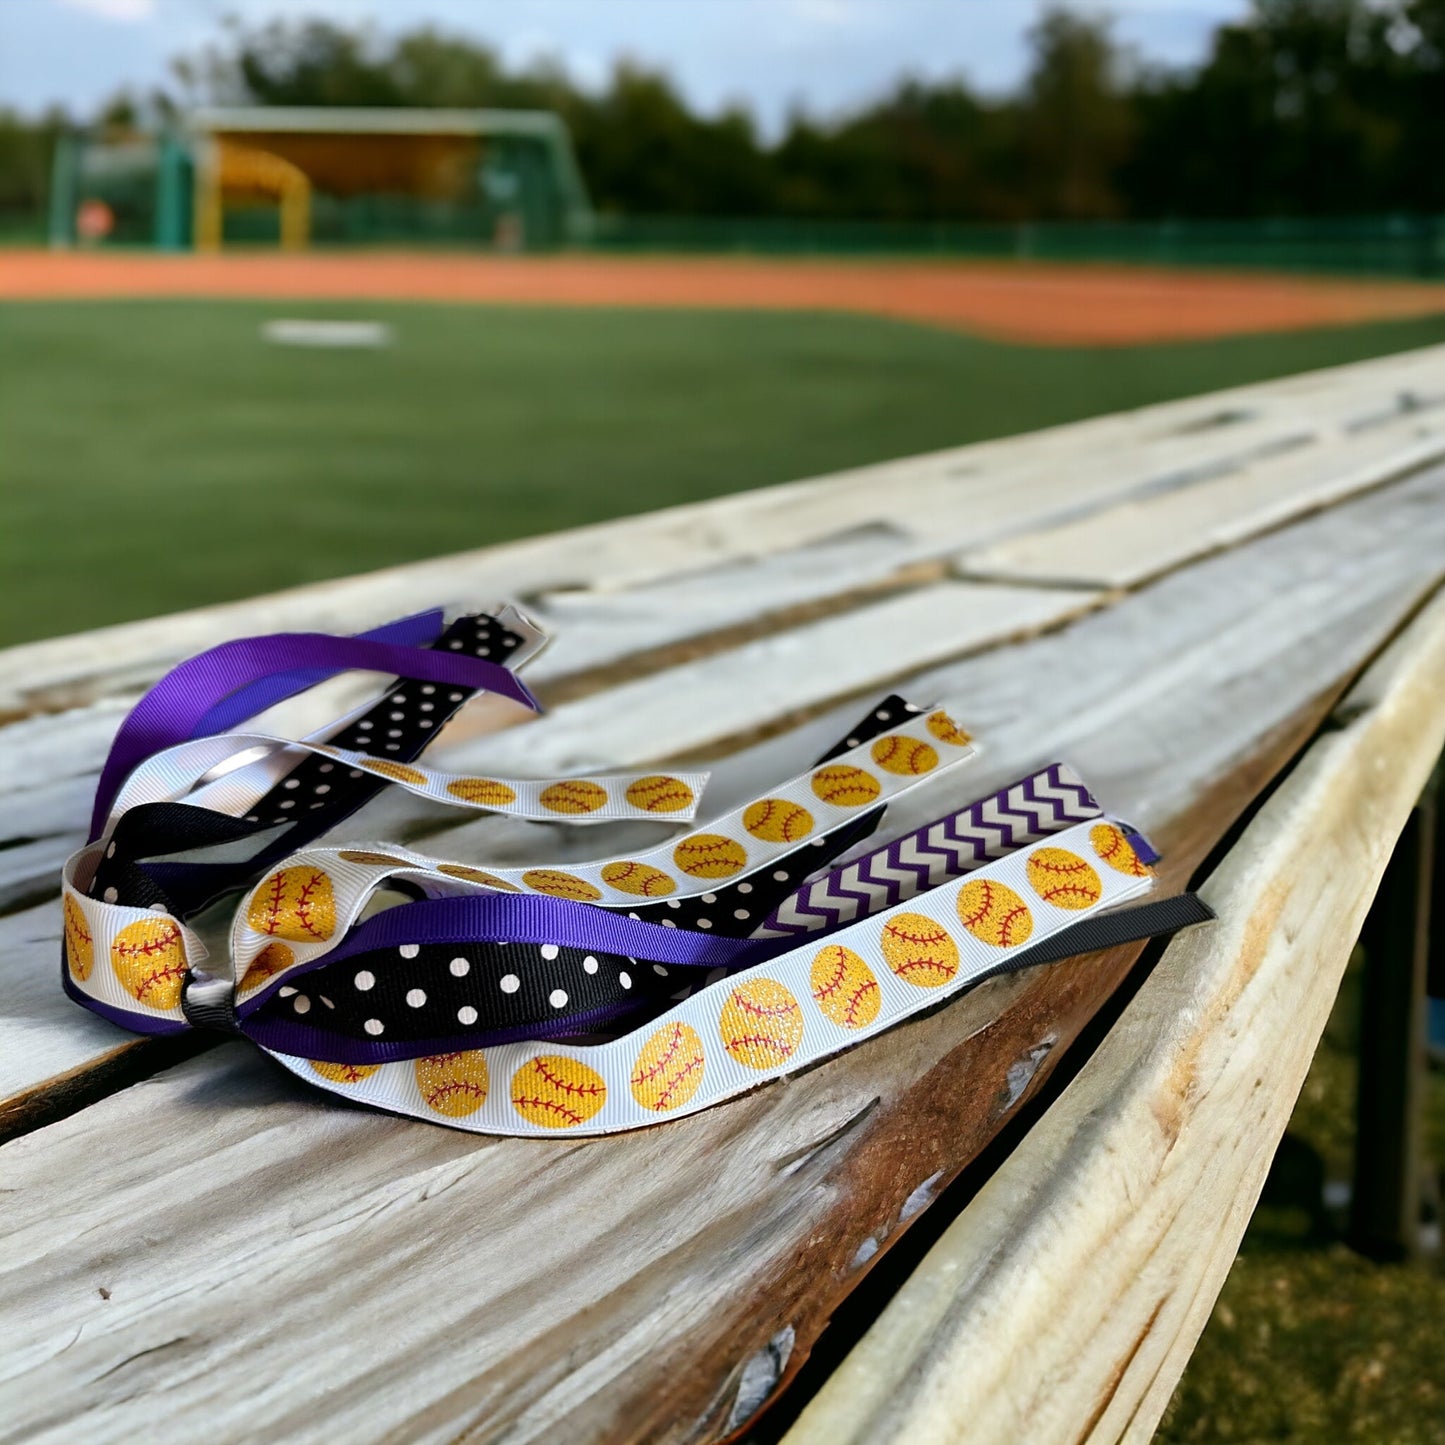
[6,248,1445,345]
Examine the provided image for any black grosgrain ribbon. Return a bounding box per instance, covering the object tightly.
[59,603,1213,1137]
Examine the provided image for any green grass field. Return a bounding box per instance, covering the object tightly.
[9,300,1445,647]
[1157,951,1445,1443]
[2,298,1443,1439]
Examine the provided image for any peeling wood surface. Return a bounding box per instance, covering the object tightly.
[784,588,1445,1445]
[0,346,1443,1442]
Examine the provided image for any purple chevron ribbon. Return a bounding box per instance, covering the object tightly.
[752,763,1104,939]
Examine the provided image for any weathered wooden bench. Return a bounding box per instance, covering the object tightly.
[3,344,1443,1443]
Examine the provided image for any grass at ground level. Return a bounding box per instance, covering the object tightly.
[9,301,1445,646]
[3,299,1442,1439]
[1158,953,1445,1443]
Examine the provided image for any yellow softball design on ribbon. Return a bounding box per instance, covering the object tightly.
[957,879,1034,948]
[511,1055,608,1129]
[438,863,519,890]
[539,780,608,815]
[520,869,603,902]
[445,777,518,807]
[1025,847,1103,910]
[871,734,939,777]
[415,1051,490,1117]
[925,710,972,747]
[311,1059,380,1085]
[239,940,294,995]
[1090,823,1152,878]
[600,860,676,897]
[63,894,94,982]
[248,866,336,943]
[743,798,814,844]
[810,764,881,808]
[879,912,959,988]
[718,978,804,1070]
[110,917,188,1010]
[673,833,748,880]
[630,1021,707,1112]
[810,944,881,1029]
[337,850,411,867]
[625,774,696,814]
[361,760,428,785]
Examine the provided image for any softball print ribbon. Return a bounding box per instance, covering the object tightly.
[55,599,1210,1136]
[259,817,1155,1135]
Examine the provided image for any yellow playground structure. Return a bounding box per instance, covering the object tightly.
[51,108,593,252]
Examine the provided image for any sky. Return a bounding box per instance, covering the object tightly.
[0,0,1251,134]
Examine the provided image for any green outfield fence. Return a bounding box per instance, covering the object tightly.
[587,213,1445,278]
[12,183,1445,277]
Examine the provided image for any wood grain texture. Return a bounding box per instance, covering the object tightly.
[959,400,1445,587]
[2,344,1440,719]
[782,588,1445,1445]
[1,469,1442,1443]
[0,579,1097,921]
[5,464,1443,1121]
[4,352,1445,1444]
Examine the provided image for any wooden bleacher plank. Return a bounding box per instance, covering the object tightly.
[783,585,1445,1445]
[959,400,1445,587]
[0,578,1098,913]
[2,462,1442,1115]
[2,345,1440,719]
[1,458,1441,1441]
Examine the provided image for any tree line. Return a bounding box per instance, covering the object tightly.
[4,0,1445,226]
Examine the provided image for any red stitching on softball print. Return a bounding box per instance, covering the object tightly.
[844,980,879,1027]
[513,1095,585,1126]
[894,955,955,981]
[727,1033,792,1058]
[735,995,797,1021]
[67,905,92,948]
[257,872,287,935]
[815,958,879,1024]
[293,872,329,940]
[814,954,848,1002]
[959,882,996,929]
[1040,885,1097,905]
[531,1057,605,1099]
[132,959,187,1004]
[633,1024,687,1085]
[427,1077,488,1106]
[632,1026,706,1110]
[996,906,1029,946]
[884,921,945,945]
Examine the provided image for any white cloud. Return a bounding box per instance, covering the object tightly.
[55,0,157,21]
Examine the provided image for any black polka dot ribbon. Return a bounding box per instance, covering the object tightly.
[52,596,1217,1135]
[234,884,1213,1069]
[88,610,537,920]
[237,695,919,1054]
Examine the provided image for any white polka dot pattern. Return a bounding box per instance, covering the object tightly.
[273,816,1154,1136]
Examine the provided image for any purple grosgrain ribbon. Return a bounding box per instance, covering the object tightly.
[234,893,793,1063]
[755,762,1104,937]
[90,627,542,840]
[191,609,445,738]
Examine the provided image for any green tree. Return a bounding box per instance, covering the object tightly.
[1018,8,1134,218]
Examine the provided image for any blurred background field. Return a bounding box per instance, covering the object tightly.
[3,0,1444,1438]
[9,297,1445,648]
